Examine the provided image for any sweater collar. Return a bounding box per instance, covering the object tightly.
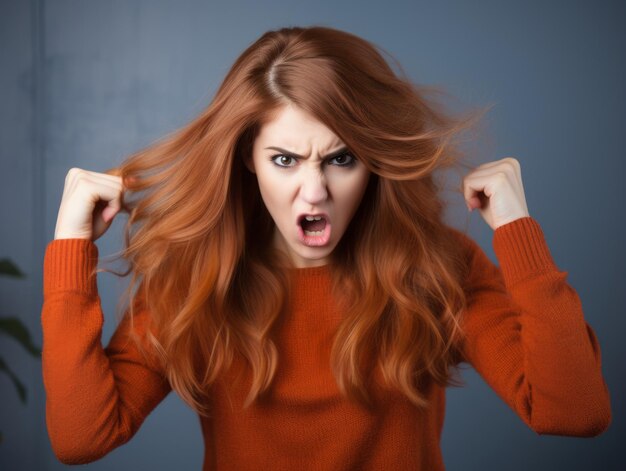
[287,264,331,278]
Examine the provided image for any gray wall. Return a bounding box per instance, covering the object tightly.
[1,0,623,469]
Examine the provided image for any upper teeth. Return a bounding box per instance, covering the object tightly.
[305,216,322,221]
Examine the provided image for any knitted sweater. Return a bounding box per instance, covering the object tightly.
[41,217,611,470]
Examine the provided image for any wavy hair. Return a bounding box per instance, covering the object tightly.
[102,25,491,415]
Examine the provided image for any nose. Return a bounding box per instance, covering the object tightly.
[299,168,328,205]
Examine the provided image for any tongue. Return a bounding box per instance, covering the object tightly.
[302,218,326,231]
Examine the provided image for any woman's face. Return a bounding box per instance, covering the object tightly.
[246,104,371,268]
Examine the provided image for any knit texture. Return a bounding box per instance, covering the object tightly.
[41,217,611,469]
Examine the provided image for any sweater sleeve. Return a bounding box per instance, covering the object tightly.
[41,238,172,464]
[457,216,611,437]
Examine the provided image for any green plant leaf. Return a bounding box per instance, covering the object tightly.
[0,259,25,278]
[0,355,27,404]
[0,318,41,357]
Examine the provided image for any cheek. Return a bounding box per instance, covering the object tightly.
[347,172,370,205]
[256,170,280,200]
[256,172,289,217]
[336,175,369,220]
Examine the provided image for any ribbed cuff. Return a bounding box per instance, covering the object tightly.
[492,217,558,287]
[43,238,99,296]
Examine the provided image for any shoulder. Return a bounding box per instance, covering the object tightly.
[443,225,483,262]
[441,225,501,292]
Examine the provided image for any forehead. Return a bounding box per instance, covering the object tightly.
[255,104,343,149]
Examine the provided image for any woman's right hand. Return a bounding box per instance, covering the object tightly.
[54,167,128,241]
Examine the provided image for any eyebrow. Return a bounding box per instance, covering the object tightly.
[264,146,350,160]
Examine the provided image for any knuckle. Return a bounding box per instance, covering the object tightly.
[66,167,81,182]
[504,157,520,169]
[495,171,508,183]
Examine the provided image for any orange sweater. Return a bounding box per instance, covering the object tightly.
[41,217,611,469]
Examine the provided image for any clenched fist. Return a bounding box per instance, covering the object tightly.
[54,167,128,241]
[462,157,531,231]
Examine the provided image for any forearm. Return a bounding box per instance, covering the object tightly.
[494,218,611,435]
[42,291,135,463]
[41,239,170,463]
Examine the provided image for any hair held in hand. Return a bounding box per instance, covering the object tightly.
[100,26,490,416]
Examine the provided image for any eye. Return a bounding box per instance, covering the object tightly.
[329,153,356,167]
[269,152,357,169]
[270,155,297,168]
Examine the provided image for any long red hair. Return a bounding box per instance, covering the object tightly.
[102,25,491,415]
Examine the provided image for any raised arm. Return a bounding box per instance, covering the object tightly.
[42,238,172,464]
[455,217,611,436]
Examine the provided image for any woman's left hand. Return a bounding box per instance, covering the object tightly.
[462,157,531,231]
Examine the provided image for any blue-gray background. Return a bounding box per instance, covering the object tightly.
[1,0,623,469]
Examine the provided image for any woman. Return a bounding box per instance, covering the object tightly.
[42,26,611,469]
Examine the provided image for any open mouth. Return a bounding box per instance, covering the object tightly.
[297,215,332,246]
[300,215,327,235]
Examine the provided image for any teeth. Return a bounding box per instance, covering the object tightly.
[304,216,323,221]
[304,230,324,236]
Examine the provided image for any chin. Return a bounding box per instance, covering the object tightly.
[294,246,334,265]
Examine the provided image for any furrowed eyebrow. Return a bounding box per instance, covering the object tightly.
[264,146,350,160]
